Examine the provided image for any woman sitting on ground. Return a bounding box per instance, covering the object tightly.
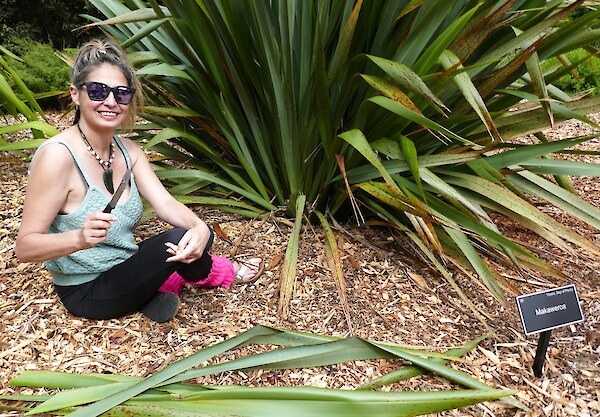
[15,38,263,323]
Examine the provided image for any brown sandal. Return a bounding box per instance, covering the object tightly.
[234,257,265,284]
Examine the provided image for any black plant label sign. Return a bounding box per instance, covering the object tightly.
[516,284,584,336]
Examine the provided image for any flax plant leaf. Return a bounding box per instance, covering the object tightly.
[8,326,518,417]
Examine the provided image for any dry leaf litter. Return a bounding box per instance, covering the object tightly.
[0,112,599,417]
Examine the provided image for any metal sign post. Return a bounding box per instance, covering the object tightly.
[532,330,552,377]
[516,284,584,377]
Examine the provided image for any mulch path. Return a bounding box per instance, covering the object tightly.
[0,112,599,417]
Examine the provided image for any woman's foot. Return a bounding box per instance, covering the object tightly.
[159,256,264,294]
[233,257,264,283]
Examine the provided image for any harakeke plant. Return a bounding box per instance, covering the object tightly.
[51,1,600,313]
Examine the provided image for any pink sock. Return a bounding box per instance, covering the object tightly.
[191,254,235,288]
[159,255,235,295]
[158,271,187,296]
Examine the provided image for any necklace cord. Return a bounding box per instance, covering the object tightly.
[77,124,116,193]
[76,124,115,169]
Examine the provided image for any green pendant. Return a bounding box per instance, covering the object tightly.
[103,169,114,194]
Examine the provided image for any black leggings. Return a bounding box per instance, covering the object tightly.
[54,228,214,320]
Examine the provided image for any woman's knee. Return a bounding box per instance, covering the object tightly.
[152,226,213,251]
[162,228,187,244]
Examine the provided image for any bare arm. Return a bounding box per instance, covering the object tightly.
[15,143,116,263]
[127,140,211,263]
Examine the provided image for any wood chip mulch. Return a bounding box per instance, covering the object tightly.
[0,112,599,417]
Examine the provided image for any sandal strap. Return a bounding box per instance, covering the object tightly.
[235,264,249,280]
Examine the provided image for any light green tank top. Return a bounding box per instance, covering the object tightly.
[34,138,144,286]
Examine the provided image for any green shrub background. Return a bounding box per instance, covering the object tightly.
[543,49,600,96]
[5,38,71,94]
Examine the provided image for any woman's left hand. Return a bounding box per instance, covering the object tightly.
[165,224,211,263]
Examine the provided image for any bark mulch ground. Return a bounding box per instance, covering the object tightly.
[0,112,599,416]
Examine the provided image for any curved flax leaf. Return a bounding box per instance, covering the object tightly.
[469,96,600,141]
[371,341,525,410]
[120,18,169,49]
[484,135,593,169]
[315,211,353,332]
[412,3,481,76]
[361,75,423,114]
[338,129,398,188]
[439,50,501,141]
[511,171,600,231]
[478,194,579,258]
[97,388,515,417]
[443,226,505,303]
[521,159,600,177]
[397,0,426,20]
[156,170,275,212]
[24,383,136,415]
[365,56,449,115]
[335,151,481,184]
[494,89,600,131]
[419,167,491,225]
[278,195,306,318]
[49,326,281,417]
[367,96,476,146]
[399,135,424,199]
[170,338,396,384]
[137,62,194,81]
[445,173,600,257]
[0,137,47,151]
[358,333,489,390]
[12,325,517,417]
[81,7,168,28]
[9,372,135,390]
[356,182,420,217]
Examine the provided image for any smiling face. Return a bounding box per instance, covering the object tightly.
[70,63,131,133]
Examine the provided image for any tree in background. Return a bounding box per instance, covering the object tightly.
[0,0,103,107]
[0,0,96,50]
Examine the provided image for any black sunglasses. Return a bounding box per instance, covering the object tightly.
[80,81,136,105]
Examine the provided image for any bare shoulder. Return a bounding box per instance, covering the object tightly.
[118,136,146,164]
[30,129,79,175]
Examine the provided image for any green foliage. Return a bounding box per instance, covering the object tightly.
[543,49,600,95]
[0,325,523,416]
[78,0,600,306]
[0,47,59,144]
[0,0,97,49]
[4,39,70,94]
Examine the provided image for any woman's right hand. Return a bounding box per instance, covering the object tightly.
[78,212,117,249]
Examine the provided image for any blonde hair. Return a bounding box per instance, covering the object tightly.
[71,38,143,128]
